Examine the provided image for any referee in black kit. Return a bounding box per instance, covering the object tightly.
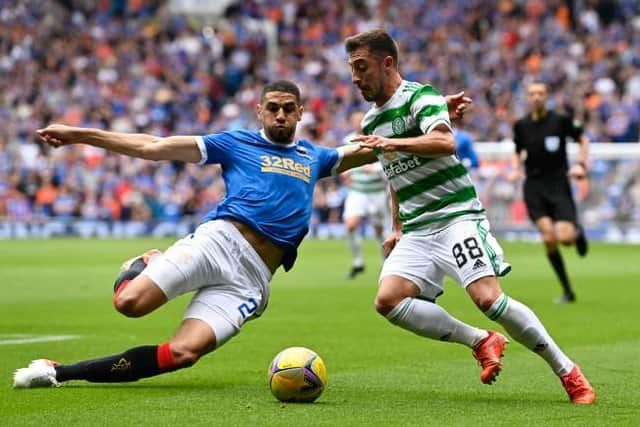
[509,81,589,304]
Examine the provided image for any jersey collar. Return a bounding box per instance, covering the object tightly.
[259,129,297,148]
[371,80,407,112]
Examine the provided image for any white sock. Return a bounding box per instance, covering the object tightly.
[348,230,364,267]
[485,293,574,376]
[387,297,488,347]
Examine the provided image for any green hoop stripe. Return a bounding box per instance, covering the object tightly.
[387,299,413,323]
[488,295,509,320]
[399,186,477,222]
[396,163,468,203]
[402,209,485,232]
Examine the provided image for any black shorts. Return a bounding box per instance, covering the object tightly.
[523,177,577,223]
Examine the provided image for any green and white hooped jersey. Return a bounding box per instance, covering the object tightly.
[342,132,387,194]
[361,80,485,234]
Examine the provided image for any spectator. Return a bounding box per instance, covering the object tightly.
[0,0,639,231]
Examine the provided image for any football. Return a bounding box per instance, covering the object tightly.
[268,347,327,403]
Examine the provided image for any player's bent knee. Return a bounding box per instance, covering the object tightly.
[113,294,145,318]
[556,232,574,245]
[467,277,503,311]
[374,293,403,316]
[474,295,499,312]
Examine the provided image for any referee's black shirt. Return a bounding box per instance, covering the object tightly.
[513,110,583,178]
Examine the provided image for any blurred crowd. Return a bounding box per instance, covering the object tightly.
[1,0,639,228]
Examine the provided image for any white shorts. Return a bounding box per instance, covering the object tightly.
[380,219,511,301]
[143,220,272,348]
[342,190,389,226]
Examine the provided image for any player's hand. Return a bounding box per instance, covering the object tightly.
[352,135,396,152]
[569,163,588,180]
[382,230,402,258]
[36,124,78,148]
[445,91,472,121]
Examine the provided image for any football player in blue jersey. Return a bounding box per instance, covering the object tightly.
[15,80,468,388]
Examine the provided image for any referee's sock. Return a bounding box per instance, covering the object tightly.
[547,250,575,298]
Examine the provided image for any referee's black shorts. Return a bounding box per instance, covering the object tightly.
[523,176,577,223]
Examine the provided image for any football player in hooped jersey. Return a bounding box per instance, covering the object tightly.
[13,80,468,389]
[341,110,390,279]
[345,29,594,404]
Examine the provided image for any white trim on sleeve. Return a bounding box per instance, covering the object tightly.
[195,136,208,165]
[331,147,346,175]
[425,118,453,135]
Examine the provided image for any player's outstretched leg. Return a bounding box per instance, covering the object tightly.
[471,278,595,404]
[345,214,366,279]
[346,231,365,279]
[14,319,216,388]
[13,344,181,388]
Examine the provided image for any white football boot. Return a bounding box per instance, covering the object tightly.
[13,359,60,388]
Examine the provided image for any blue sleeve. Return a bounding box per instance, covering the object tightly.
[316,146,341,179]
[195,132,233,165]
[467,142,480,168]
[463,134,480,168]
[455,132,480,169]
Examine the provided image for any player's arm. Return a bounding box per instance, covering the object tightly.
[508,122,524,181]
[577,134,589,166]
[382,185,403,258]
[569,134,590,179]
[352,124,455,157]
[37,124,202,163]
[508,151,524,181]
[465,135,480,169]
[566,116,589,179]
[335,144,378,173]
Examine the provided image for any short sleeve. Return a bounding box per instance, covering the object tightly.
[196,132,233,165]
[513,122,523,152]
[564,115,583,141]
[316,146,341,178]
[410,85,452,134]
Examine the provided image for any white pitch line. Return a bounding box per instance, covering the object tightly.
[0,334,80,345]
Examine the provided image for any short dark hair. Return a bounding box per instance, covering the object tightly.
[261,80,301,104]
[345,29,399,66]
[528,80,548,89]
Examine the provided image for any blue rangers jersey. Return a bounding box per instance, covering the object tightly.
[197,129,341,271]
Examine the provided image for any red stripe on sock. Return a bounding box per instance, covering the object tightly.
[157,342,175,370]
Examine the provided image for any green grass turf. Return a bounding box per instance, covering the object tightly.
[0,238,639,426]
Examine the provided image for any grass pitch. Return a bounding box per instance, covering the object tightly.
[1,238,639,426]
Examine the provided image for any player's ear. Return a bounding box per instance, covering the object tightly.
[255,103,263,119]
[383,55,394,69]
[297,105,304,121]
